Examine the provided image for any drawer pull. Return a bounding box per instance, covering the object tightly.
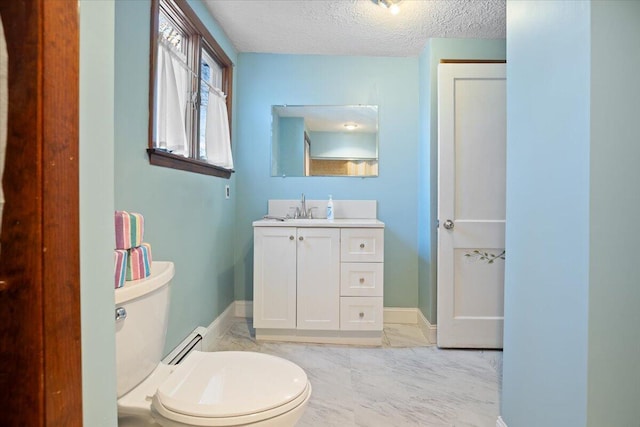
[359,243,365,249]
[359,277,365,284]
[359,312,365,318]
[289,236,294,240]
[299,236,304,241]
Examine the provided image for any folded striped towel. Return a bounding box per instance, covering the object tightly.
[126,242,152,281]
[114,249,128,289]
[115,211,145,250]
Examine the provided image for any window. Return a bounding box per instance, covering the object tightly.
[148,0,234,178]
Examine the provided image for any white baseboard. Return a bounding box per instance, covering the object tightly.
[231,302,438,343]
[417,309,437,344]
[201,302,237,350]
[496,416,508,427]
[383,307,418,324]
[234,300,253,318]
[383,307,437,344]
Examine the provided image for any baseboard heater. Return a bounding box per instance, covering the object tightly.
[162,326,208,365]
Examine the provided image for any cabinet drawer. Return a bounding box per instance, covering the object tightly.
[340,263,383,297]
[340,297,383,331]
[340,228,384,262]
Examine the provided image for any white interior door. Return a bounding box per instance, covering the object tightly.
[437,63,506,349]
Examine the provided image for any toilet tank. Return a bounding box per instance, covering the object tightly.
[115,261,174,398]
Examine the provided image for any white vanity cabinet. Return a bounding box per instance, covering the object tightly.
[253,227,340,330]
[253,204,384,345]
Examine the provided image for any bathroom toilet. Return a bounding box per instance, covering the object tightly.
[116,262,311,427]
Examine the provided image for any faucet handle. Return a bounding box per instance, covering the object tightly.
[289,206,300,219]
[307,207,317,219]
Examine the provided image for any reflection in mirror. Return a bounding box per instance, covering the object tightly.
[271,105,378,177]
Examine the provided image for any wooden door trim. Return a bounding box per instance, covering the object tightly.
[0,1,82,425]
[42,1,82,425]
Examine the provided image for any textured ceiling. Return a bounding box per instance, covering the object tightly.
[202,0,506,57]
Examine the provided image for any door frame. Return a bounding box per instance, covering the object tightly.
[0,1,82,425]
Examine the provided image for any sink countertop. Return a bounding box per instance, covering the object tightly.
[253,218,384,228]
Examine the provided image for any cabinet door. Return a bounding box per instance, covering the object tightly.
[297,228,340,330]
[253,227,297,329]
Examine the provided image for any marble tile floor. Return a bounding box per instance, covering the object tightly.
[208,319,502,427]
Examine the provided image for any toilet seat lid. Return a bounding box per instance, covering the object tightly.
[154,351,308,418]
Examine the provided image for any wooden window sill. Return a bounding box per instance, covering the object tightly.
[147,148,233,179]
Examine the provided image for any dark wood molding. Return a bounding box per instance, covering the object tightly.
[42,1,82,424]
[440,59,506,64]
[0,0,82,425]
[148,0,160,159]
[148,148,233,179]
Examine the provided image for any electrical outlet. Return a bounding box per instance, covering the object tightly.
[225,185,230,199]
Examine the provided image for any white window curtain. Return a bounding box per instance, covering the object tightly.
[209,60,222,91]
[155,38,189,156]
[205,87,234,170]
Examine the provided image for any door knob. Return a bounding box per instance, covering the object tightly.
[443,219,454,230]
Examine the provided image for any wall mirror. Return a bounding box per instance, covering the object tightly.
[271,105,379,177]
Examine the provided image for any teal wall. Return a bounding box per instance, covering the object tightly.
[417,43,431,323]
[588,1,640,425]
[503,2,640,424]
[114,0,238,354]
[234,54,420,307]
[80,1,117,425]
[502,1,591,425]
[417,39,506,324]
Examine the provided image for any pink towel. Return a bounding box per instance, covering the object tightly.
[115,211,145,250]
[126,242,152,281]
[114,249,128,289]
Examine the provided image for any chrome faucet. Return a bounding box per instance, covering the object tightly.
[290,193,315,219]
[299,193,307,218]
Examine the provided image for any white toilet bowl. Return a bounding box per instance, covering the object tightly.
[115,262,311,427]
[118,350,311,427]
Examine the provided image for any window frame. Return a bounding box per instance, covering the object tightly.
[148,0,234,179]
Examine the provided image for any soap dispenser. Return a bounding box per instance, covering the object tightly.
[326,195,334,221]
